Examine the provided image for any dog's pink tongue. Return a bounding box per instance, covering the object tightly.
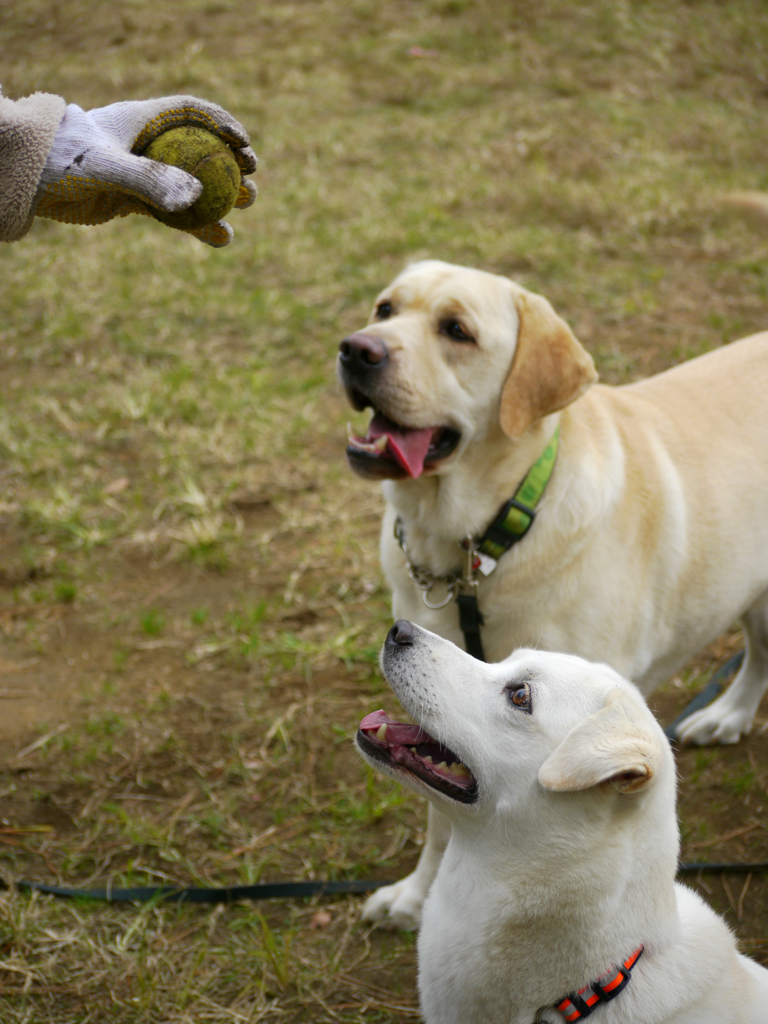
[359,710,429,745]
[368,414,434,478]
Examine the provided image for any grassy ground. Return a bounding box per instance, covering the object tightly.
[1,0,768,1020]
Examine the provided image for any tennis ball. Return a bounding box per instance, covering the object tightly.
[144,126,241,230]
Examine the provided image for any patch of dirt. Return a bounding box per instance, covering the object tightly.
[0,546,259,755]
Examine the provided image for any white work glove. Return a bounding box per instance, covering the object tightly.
[35,96,257,247]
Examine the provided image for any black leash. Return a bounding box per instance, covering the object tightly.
[455,492,541,663]
[457,452,556,663]
[457,591,485,661]
[10,878,389,905]
[12,856,768,907]
[677,862,767,875]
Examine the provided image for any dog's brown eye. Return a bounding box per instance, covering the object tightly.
[376,301,392,320]
[507,683,531,712]
[441,318,474,343]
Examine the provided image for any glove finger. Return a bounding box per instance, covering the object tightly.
[78,147,203,212]
[235,179,258,210]
[184,220,234,248]
[129,97,251,153]
[234,146,258,175]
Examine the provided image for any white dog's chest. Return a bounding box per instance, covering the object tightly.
[418,892,514,1024]
[418,883,586,1024]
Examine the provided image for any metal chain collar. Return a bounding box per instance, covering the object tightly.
[394,517,480,610]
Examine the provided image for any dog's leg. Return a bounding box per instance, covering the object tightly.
[360,803,451,930]
[676,589,768,745]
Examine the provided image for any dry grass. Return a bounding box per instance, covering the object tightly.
[1,0,768,1019]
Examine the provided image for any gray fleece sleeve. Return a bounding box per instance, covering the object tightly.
[0,89,67,242]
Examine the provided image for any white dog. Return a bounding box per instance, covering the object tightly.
[357,621,768,1024]
[338,259,768,928]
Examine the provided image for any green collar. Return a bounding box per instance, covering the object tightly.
[477,425,559,562]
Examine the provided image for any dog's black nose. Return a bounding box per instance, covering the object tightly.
[339,332,388,372]
[387,619,415,647]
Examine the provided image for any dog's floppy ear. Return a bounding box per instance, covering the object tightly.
[500,291,598,440]
[538,688,662,794]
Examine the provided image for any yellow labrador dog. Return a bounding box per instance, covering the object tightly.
[722,191,768,231]
[357,621,768,1024]
[338,259,768,929]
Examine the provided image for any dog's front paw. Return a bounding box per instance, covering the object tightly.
[361,873,426,931]
[675,701,754,746]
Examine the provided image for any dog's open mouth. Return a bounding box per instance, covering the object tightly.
[346,411,460,480]
[357,709,478,803]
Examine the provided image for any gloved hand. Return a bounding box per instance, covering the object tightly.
[35,96,257,247]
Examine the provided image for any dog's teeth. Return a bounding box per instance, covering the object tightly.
[346,423,388,455]
[375,723,388,742]
[424,755,433,763]
[437,761,448,770]
[451,762,471,777]
[410,746,417,753]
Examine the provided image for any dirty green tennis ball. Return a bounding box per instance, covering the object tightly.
[144,126,240,230]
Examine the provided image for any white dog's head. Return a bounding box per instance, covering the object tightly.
[357,621,676,869]
[339,260,597,480]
